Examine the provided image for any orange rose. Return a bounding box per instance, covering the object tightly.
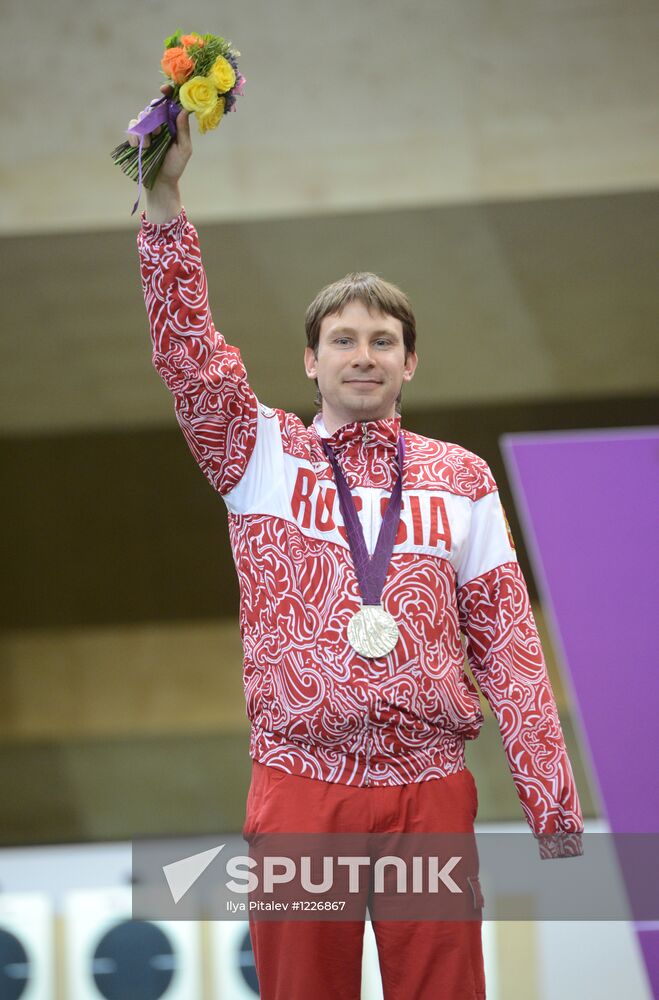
[181,33,204,48]
[161,46,195,85]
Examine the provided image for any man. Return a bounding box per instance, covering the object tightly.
[131,99,583,1000]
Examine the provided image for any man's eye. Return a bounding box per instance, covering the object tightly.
[335,338,392,346]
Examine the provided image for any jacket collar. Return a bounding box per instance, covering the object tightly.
[311,411,402,456]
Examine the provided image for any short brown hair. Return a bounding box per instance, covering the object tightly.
[304,272,417,412]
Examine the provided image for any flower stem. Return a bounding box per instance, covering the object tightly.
[111,130,174,189]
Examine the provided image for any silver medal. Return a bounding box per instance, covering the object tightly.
[347,604,400,658]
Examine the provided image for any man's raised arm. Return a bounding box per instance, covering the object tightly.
[131,90,258,496]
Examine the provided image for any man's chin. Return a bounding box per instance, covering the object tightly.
[339,400,390,421]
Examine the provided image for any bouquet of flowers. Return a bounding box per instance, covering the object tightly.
[111,30,245,214]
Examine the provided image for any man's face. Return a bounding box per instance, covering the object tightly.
[304,300,418,433]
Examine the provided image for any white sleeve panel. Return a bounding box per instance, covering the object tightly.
[455,490,517,589]
[222,403,289,517]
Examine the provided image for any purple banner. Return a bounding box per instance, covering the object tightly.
[501,427,659,994]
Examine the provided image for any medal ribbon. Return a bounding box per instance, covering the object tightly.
[322,432,405,606]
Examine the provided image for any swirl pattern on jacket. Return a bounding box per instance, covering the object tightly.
[138,208,584,847]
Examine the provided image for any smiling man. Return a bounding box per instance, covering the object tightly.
[304,295,418,433]
[132,102,583,1000]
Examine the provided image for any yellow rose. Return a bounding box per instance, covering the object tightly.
[209,56,236,94]
[178,75,217,114]
[196,96,225,134]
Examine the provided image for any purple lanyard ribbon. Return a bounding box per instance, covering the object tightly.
[126,96,182,216]
[322,432,405,606]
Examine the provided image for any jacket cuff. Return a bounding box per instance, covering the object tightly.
[139,207,188,242]
[537,831,584,860]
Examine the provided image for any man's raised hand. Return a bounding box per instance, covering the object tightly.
[128,85,191,222]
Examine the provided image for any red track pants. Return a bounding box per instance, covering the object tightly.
[243,760,486,1000]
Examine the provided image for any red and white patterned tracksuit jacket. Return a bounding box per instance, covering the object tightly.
[138,209,584,857]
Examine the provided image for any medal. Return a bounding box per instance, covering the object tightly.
[322,429,405,658]
[347,604,400,658]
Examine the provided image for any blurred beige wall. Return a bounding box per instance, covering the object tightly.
[2,0,658,235]
[0,603,572,743]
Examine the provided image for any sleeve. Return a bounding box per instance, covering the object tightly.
[455,458,584,860]
[137,207,258,496]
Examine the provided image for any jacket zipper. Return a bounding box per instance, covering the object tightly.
[364,727,372,786]
[362,421,373,786]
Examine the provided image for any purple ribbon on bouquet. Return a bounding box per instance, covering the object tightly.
[126,96,182,216]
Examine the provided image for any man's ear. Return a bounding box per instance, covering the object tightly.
[304,346,318,379]
[402,351,419,382]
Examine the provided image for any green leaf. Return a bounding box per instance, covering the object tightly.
[163,30,182,49]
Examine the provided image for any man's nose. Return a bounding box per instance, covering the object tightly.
[351,344,375,365]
